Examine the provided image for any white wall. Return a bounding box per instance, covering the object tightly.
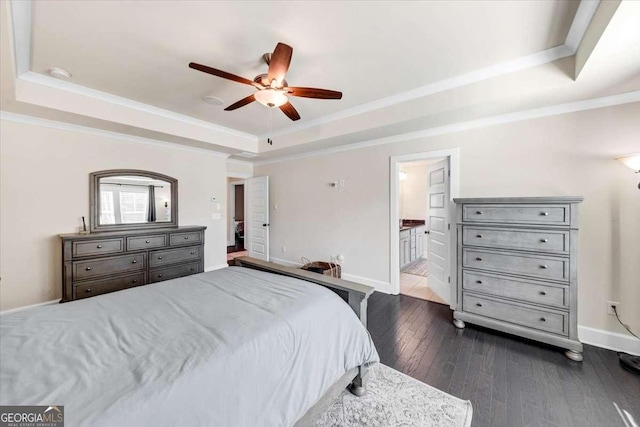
[256,102,640,337]
[399,162,429,221]
[0,119,229,310]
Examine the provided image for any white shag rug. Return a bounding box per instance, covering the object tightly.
[315,364,473,427]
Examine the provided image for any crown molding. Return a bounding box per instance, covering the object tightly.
[0,111,231,158]
[254,90,640,165]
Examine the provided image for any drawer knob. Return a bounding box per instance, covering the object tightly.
[190,251,195,255]
[85,267,91,271]
[132,260,137,264]
[540,238,548,243]
[96,244,103,249]
[85,288,92,293]
[145,240,151,244]
[475,257,482,261]
[540,317,546,322]
[539,291,547,296]
[540,212,549,216]
[476,280,482,284]
[190,267,195,271]
[476,303,483,307]
[158,256,163,259]
[476,234,483,238]
[132,279,137,283]
[475,211,483,215]
[540,264,548,269]
[184,236,189,240]
[158,274,163,278]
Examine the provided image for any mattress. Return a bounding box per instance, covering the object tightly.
[0,267,379,426]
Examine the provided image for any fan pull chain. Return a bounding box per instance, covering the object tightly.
[267,108,273,145]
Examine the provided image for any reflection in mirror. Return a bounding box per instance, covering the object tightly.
[98,176,172,226]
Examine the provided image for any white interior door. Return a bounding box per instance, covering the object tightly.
[246,176,269,261]
[427,159,450,303]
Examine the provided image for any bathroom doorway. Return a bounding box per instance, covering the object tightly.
[227,178,247,264]
[390,148,459,307]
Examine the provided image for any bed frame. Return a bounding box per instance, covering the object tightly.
[234,256,375,419]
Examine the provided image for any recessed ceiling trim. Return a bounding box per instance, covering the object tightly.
[8,0,30,76]
[257,44,575,140]
[0,111,232,158]
[254,90,640,166]
[565,0,601,52]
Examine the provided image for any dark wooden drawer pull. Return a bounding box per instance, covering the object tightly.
[184,236,189,240]
[476,280,482,284]
[476,234,482,238]
[145,240,151,243]
[96,245,103,249]
[475,211,483,215]
[539,291,547,296]
[190,267,195,271]
[190,251,195,255]
[540,317,546,322]
[476,303,483,307]
[540,238,548,243]
[85,288,92,293]
[158,274,163,278]
[132,279,137,283]
[540,265,548,269]
[85,267,91,271]
[132,260,137,264]
[475,257,482,261]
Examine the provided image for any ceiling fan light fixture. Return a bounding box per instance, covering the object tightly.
[254,89,288,108]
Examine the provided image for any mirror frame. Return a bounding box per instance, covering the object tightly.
[89,169,178,232]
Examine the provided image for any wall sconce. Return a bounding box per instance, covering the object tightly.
[616,153,640,189]
[399,171,407,181]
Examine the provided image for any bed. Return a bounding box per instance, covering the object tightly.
[0,259,379,426]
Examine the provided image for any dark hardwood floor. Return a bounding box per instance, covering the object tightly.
[367,292,640,427]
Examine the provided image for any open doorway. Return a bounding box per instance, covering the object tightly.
[227,178,247,264]
[390,148,460,307]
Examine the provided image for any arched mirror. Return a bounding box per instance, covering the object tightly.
[90,170,178,232]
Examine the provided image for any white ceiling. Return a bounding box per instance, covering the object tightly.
[29,0,579,135]
[2,0,639,161]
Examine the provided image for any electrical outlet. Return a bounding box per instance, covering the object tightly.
[607,301,620,316]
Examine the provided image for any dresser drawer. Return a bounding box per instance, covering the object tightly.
[74,272,145,300]
[463,227,569,253]
[72,238,124,257]
[149,262,200,283]
[462,271,568,308]
[73,253,146,280]
[150,246,201,267]
[169,231,201,246]
[463,248,568,281]
[463,293,568,336]
[462,204,570,226]
[127,234,167,251]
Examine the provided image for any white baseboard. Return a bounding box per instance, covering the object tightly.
[205,263,229,272]
[0,299,59,315]
[578,325,640,356]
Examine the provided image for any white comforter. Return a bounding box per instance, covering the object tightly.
[0,267,379,426]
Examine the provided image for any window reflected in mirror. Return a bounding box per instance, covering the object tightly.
[98,176,172,225]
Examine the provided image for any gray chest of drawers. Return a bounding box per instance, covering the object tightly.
[452,197,584,361]
[60,226,206,302]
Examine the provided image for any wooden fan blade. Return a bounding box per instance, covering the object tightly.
[267,43,293,86]
[285,87,342,99]
[189,62,257,87]
[224,94,256,111]
[279,101,300,121]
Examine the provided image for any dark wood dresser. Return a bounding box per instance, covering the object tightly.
[60,226,206,302]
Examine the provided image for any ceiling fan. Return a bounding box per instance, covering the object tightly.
[189,42,342,121]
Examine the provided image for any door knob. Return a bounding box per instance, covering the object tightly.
[263,223,270,227]
[425,230,430,234]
